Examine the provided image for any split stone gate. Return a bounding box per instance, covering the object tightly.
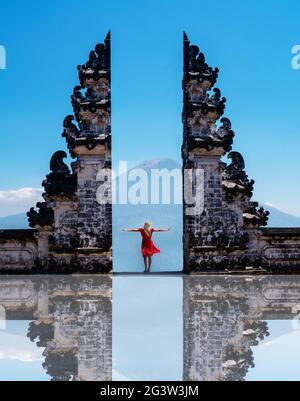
[0,33,300,273]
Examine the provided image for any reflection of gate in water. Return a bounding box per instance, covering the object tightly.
[1,275,300,381]
[0,276,112,381]
[183,275,300,381]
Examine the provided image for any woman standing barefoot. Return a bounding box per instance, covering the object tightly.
[122,222,170,272]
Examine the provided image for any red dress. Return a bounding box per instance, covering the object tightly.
[139,228,160,257]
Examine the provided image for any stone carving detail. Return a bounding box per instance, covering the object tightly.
[223,152,255,199]
[185,88,226,121]
[0,248,34,267]
[27,202,54,228]
[62,115,79,151]
[42,151,77,199]
[27,321,54,347]
[243,202,270,227]
[77,40,110,84]
[50,150,69,174]
[263,246,300,261]
[185,36,219,87]
[216,118,234,140]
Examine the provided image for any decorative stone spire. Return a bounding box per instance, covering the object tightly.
[182,33,234,157]
[63,31,111,157]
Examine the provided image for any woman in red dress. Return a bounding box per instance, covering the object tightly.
[123,222,170,272]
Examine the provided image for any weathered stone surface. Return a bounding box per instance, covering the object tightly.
[0,230,38,272]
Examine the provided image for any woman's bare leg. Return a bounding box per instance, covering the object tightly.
[148,256,152,272]
[143,257,148,272]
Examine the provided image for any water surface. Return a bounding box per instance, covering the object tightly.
[0,274,300,381]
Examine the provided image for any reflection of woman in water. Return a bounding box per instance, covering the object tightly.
[123,222,170,272]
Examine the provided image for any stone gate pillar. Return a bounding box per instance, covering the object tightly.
[72,147,112,268]
[27,32,112,273]
[182,33,269,273]
[62,31,112,271]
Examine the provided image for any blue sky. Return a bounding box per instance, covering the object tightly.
[247,320,300,381]
[0,0,300,215]
[113,276,183,380]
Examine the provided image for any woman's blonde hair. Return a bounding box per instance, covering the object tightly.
[143,221,151,229]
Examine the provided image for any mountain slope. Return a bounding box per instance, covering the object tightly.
[262,205,300,227]
[0,212,29,229]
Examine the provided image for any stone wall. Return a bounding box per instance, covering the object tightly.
[257,228,300,271]
[0,230,38,272]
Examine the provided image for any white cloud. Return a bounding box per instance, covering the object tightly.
[0,331,44,362]
[0,188,43,218]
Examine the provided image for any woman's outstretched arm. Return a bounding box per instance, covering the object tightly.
[122,228,140,232]
[152,228,171,232]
